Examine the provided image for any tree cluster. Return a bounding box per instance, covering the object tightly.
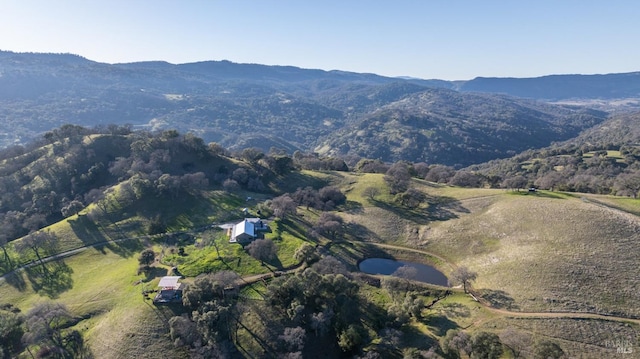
[291,185,347,211]
[443,328,565,359]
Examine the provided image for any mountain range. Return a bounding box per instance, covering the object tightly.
[1,50,640,166]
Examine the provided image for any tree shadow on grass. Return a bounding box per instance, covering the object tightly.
[371,194,467,225]
[372,200,432,225]
[3,270,27,291]
[344,222,383,242]
[101,238,144,258]
[425,314,460,337]
[437,302,471,318]
[69,215,142,258]
[478,289,519,310]
[141,266,171,283]
[25,260,73,299]
[342,200,364,214]
[263,255,283,270]
[68,215,112,251]
[401,324,442,352]
[425,195,469,221]
[357,298,389,331]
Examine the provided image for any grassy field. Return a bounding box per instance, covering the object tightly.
[1,243,188,359]
[321,173,640,319]
[2,169,640,357]
[160,220,307,277]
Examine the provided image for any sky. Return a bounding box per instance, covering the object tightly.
[0,1,639,80]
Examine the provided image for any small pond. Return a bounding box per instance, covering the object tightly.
[358,258,449,287]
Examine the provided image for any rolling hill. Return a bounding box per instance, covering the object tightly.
[2,50,638,168]
[315,89,607,166]
[0,132,638,358]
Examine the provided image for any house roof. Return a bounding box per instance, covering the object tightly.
[158,276,182,288]
[230,219,255,242]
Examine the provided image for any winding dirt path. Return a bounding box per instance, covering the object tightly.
[485,306,640,325]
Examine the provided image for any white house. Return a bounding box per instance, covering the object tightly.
[229,218,268,244]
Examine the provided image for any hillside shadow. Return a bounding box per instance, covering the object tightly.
[371,194,467,224]
[344,222,383,242]
[426,314,459,336]
[371,200,432,225]
[69,215,111,253]
[426,195,469,221]
[341,200,364,214]
[101,238,144,258]
[534,191,569,200]
[273,172,331,193]
[478,289,519,310]
[68,215,143,257]
[25,260,73,299]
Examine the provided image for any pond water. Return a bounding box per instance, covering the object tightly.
[358,258,449,287]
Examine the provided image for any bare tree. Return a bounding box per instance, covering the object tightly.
[362,186,380,201]
[0,233,13,268]
[614,172,640,198]
[246,239,277,264]
[279,326,306,352]
[22,302,89,358]
[14,231,58,276]
[270,194,297,219]
[500,327,532,359]
[60,200,84,218]
[384,162,412,194]
[314,212,344,240]
[395,188,426,208]
[502,175,528,191]
[452,266,477,294]
[311,255,349,276]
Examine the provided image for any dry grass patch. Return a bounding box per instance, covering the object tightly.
[424,194,640,317]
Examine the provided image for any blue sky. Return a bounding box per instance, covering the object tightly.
[1,1,638,80]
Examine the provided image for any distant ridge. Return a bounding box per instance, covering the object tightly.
[0,50,636,166]
[458,72,640,100]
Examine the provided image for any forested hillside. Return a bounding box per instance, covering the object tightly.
[2,51,638,168]
[316,89,606,166]
[468,111,640,195]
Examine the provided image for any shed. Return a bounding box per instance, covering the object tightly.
[154,276,183,304]
[158,276,182,290]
